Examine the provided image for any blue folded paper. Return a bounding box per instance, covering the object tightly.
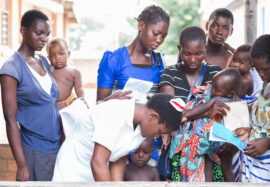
[211,122,246,151]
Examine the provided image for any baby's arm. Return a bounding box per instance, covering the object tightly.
[204,155,213,182]
[74,69,84,99]
[183,97,230,121]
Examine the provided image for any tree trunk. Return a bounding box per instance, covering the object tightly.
[244,0,257,44]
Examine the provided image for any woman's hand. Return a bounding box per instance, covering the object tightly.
[205,101,230,118]
[161,134,171,151]
[104,90,132,101]
[244,138,270,158]
[233,127,251,141]
[16,165,30,181]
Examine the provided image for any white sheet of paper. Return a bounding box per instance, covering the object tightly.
[223,101,250,131]
[123,78,153,101]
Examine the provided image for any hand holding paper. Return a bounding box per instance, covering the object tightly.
[210,122,246,151]
[123,78,153,102]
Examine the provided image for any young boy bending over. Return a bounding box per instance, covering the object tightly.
[53,93,184,181]
[47,38,84,110]
[124,138,160,181]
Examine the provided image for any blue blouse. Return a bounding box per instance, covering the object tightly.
[0,52,61,153]
[97,46,164,93]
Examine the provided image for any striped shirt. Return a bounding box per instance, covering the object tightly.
[159,62,221,101]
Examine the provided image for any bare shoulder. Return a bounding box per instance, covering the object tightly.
[263,83,270,100]
[65,65,81,76]
[148,165,160,180]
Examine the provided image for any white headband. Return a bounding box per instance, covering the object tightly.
[169,98,185,112]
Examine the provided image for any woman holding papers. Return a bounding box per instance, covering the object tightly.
[96,5,170,168]
[96,5,169,102]
[234,34,270,182]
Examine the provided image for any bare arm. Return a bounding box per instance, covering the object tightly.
[96,87,132,104]
[96,87,113,102]
[158,85,175,96]
[74,69,84,98]
[153,167,160,181]
[183,97,230,121]
[158,85,175,148]
[109,155,128,181]
[91,143,111,181]
[0,75,30,181]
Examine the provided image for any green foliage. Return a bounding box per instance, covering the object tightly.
[157,0,200,54]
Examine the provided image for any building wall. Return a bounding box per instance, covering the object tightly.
[200,0,270,49]
[0,0,76,181]
[0,0,70,59]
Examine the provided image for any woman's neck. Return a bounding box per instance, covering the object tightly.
[18,43,35,58]
[206,39,224,54]
[182,63,203,76]
[127,36,148,57]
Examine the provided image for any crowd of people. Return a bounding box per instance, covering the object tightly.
[0,4,269,183]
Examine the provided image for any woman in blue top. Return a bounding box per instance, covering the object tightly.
[97,5,170,101]
[0,10,61,181]
[97,5,170,169]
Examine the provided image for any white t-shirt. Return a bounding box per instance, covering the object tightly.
[26,63,52,95]
[53,99,145,182]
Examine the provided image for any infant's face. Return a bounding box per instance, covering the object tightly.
[48,43,69,69]
[231,51,251,75]
[131,140,153,167]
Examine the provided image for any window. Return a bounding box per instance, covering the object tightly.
[1,0,8,46]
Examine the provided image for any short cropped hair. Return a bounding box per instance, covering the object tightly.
[47,37,69,53]
[235,44,252,65]
[251,34,270,63]
[209,8,234,25]
[236,44,252,53]
[137,5,170,25]
[21,9,49,28]
[214,67,242,91]
[147,93,182,131]
[179,26,206,46]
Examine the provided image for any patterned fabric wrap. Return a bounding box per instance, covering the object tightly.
[240,92,270,182]
[170,84,226,182]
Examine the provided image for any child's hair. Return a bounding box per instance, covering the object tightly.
[179,26,206,46]
[140,138,153,148]
[235,44,252,53]
[251,34,270,63]
[214,67,242,91]
[137,5,170,25]
[47,37,69,53]
[21,9,49,28]
[147,93,182,131]
[208,8,234,25]
[235,44,252,65]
